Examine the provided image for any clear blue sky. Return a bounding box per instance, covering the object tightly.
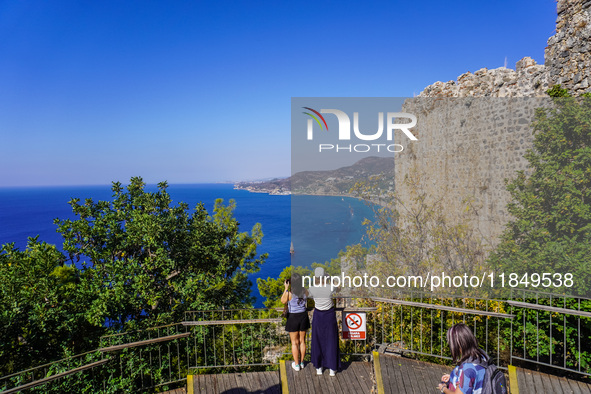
[0,0,557,186]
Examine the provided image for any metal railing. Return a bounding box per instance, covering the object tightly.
[183,308,286,370]
[508,289,591,376]
[368,292,513,368]
[1,290,589,392]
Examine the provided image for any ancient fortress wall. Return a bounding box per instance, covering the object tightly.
[394,0,590,244]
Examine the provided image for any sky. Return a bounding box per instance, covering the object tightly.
[0,0,558,186]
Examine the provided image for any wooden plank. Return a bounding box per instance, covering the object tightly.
[548,374,567,394]
[256,371,272,393]
[386,356,403,394]
[316,368,331,394]
[575,380,591,394]
[255,371,270,393]
[414,358,441,394]
[287,362,299,394]
[334,364,356,394]
[251,372,270,392]
[213,374,222,394]
[217,373,228,394]
[346,363,368,394]
[380,355,393,393]
[316,366,333,394]
[192,375,203,394]
[564,377,583,394]
[262,371,278,393]
[232,372,244,394]
[233,372,246,393]
[323,370,341,393]
[559,376,577,394]
[529,368,546,394]
[381,356,395,394]
[516,367,530,394]
[270,370,283,394]
[521,367,538,394]
[302,364,318,394]
[539,372,556,394]
[398,357,420,394]
[389,357,406,394]
[206,374,217,394]
[409,359,433,394]
[219,374,232,394]
[355,361,375,393]
[310,364,324,394]
[202,374,214,394]
[241,372,254,393]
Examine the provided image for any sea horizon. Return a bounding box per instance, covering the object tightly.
[0,183,373,307]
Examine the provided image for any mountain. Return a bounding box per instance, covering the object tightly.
[234,156,395,196]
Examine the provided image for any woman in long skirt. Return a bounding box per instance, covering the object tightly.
[308,267,340,376]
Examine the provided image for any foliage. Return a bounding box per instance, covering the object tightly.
[489,96,591,297]
[55,177,267,330]
[0,238,101,376]
[349,172,490,297]
[547,84,571,98]
[0,177,268,392]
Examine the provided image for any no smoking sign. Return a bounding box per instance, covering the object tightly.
[342,312,366,340]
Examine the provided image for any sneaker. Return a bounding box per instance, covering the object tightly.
[292,362,300,372]
[329,369,336,377]
[299,362,305,369]
[316,367,323,375]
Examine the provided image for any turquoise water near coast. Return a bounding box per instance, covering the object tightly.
[0,184,373,306]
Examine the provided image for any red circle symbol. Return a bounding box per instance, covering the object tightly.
[345,313,363,330]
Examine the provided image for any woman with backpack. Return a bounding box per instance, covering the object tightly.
[438,323,488,394]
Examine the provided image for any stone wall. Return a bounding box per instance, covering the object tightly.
[545,0,591,94]
[394,0,590,245]
[395,97,547,243]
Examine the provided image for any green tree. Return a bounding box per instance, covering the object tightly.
[350,173,490,294]
[55,177,267,330]
[489,95,591,296]
[0,238,99,375]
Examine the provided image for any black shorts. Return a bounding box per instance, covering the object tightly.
[285,311,311,332]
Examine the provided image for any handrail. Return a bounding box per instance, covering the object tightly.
[372,297,514,319]
[1,359,110,394]
[99,332,192,352]
[507,300,591,318]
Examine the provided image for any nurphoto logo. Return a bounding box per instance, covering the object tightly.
[302,107,418,153]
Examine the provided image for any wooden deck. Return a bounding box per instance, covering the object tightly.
[375,353,455,394]
[283,361,374,394]
[190,371,281,393]
[512,366,591,394]
[187,357,591,393]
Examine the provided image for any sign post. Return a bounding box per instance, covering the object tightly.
[342,312,366,340]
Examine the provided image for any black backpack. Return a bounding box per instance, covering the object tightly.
[479,355,507,394]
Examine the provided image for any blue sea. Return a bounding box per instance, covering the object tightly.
[0,184,373,306]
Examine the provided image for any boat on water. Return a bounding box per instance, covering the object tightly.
[290,241,295,255]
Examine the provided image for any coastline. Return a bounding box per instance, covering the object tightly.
[234,183,394,211]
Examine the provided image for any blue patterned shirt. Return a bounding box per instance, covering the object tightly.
[448,359,487,394]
